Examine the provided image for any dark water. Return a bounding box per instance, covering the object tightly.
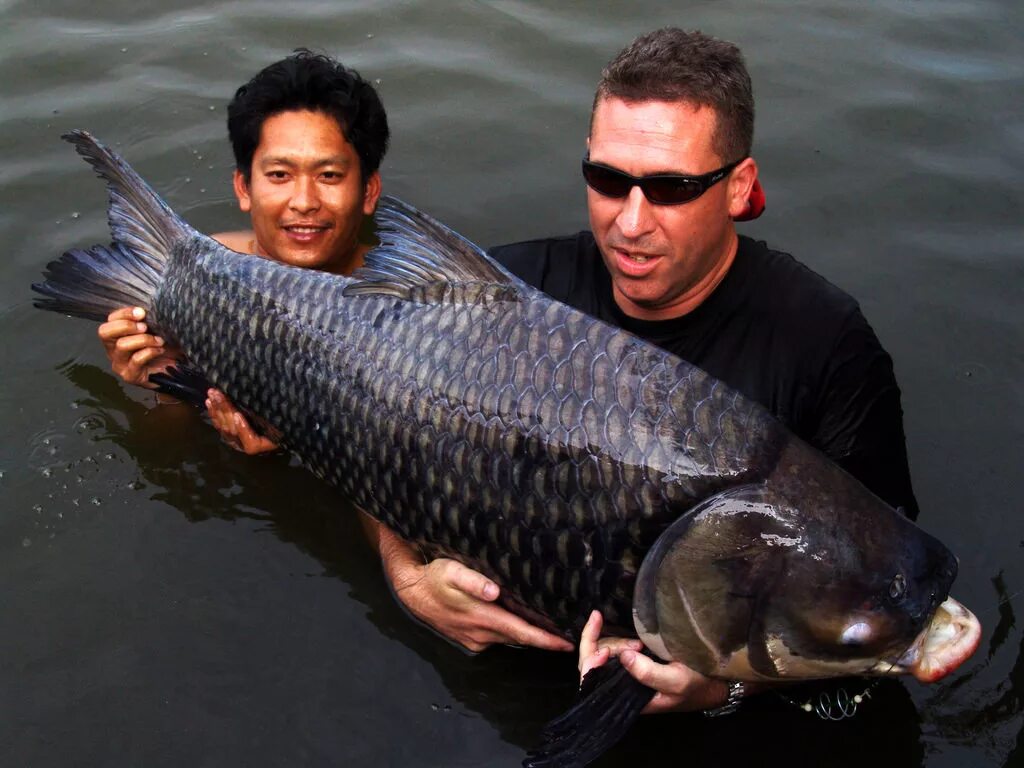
[2,1,1022,766]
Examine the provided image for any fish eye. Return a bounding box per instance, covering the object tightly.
[889,573,907,601]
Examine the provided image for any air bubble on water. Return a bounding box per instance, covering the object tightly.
[57,512,63,519]
[121,47,127,53]
[71,212,80,219]
[430,703,439,711]
[366,33,374,39]
[104,453,114,461]
[41,468,52,478]
[200,188,206,194]
[72,499,80,507]
[208,165,214,170]
[43,438,52,446]
[209,106,216,111]
[197,154,203,161]
[375,79,382,85]
[90,497,101,506]
[185,177,192,183]
[70,402,80,410]
[22,538,31,548]
[32,504,42,513]
[127,480,143,491]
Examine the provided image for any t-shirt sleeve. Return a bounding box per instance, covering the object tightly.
[810,309,921,519]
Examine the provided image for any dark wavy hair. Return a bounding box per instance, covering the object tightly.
[227,49,390,182]
[593,28,754,162]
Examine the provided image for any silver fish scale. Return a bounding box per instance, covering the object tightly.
[156,240,783,635]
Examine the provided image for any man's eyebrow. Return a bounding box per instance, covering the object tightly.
[259,155,353,168]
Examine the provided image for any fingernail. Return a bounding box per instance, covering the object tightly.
[620,650,635,667]
[628,639,643,651]
[154,337,164,346]
[482,583,498,600]
[136,323,146,332]
[132,308,144,319]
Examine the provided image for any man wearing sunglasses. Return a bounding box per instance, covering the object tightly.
[385,28,919,714]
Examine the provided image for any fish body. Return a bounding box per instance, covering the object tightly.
[33,132,981,767]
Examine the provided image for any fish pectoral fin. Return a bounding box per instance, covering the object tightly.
[345,196,527,301]
[524,656,655,768]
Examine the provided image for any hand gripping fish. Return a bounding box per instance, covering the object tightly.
[33,132,981,768]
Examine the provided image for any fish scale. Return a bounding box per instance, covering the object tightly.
[143,235,783,633]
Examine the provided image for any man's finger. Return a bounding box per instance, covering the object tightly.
[486,608,573,651]
[580,646,610,678]
[105,307,145,323]
[444,559,500,602]
[114,333,164,353]
[620,651,699,697]
[99,320,148,343]
[579,609,603,658]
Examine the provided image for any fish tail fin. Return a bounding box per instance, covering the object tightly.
[32,242,162,321]
[32,130,191,321]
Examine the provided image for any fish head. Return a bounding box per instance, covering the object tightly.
[633,484,980,683]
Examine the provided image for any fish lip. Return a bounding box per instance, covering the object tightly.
[872,597,981,682]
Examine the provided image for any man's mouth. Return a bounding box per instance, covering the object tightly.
[613,247,661,276]
[283,224,330,233]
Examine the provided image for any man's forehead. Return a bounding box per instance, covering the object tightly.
[589,97,720,166]
[253,109,357,164]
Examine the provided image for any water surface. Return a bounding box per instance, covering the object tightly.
[2,1,1022,766]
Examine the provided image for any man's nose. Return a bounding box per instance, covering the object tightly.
[615,186,655,239]
[289,177,320,214]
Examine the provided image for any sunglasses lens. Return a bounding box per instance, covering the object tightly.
[644,178,702,204]
[582,162,633,198]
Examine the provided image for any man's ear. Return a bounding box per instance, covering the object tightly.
[233,169,252,213]
[362,170,382,215]
[727,157,758,219]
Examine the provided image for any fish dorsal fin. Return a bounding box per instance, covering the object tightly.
[62,130,189,272]
[344,195,523,302]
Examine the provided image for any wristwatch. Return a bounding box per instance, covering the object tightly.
[703,681,745,717]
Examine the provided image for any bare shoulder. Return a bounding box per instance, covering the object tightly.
[212,230,256,254]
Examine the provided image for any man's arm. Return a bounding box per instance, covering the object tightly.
[96,231,280,454]
[363,515,573,653]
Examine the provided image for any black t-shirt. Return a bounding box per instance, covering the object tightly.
[490,231,919,519]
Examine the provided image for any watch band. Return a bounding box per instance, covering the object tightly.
[703,681,745,717]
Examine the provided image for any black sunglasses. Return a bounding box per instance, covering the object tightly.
[581,154,743,205]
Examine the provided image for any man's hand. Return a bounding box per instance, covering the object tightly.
[372,519,573,653]
[578,610,731,714]
[205,388,280,454]
[97,307,177,388]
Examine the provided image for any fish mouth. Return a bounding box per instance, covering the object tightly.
[870,597,981,682]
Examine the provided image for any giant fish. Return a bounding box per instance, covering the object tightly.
[33,132,981,767]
